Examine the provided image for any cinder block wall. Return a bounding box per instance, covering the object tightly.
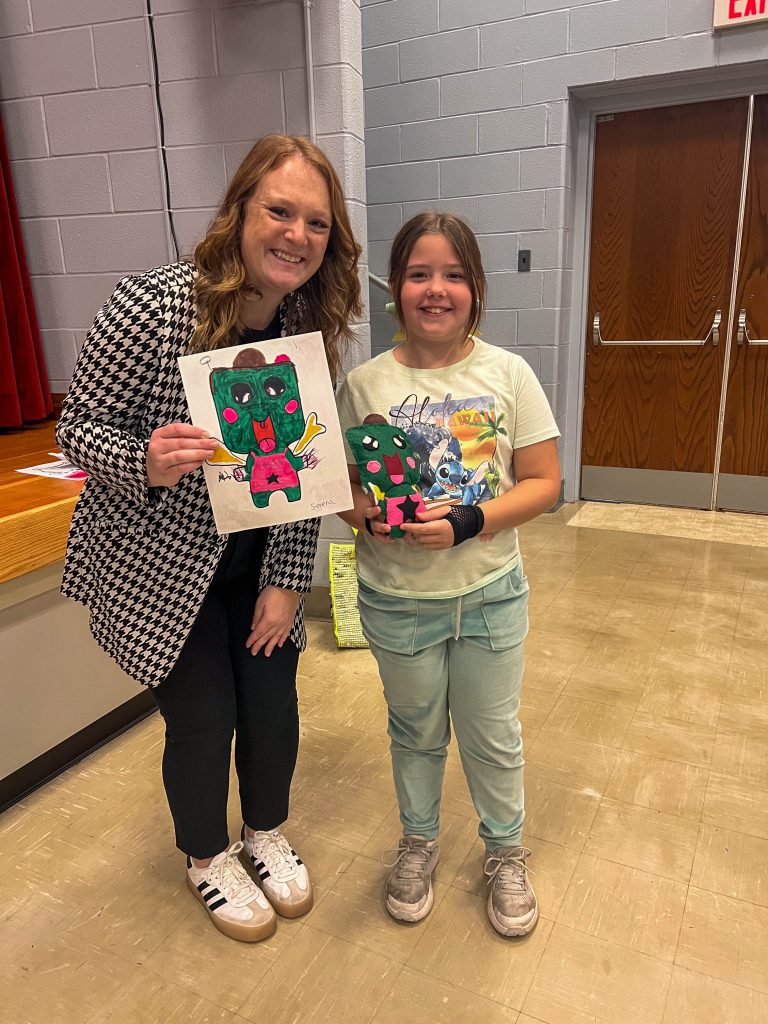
[1,0,367,590]
[361,0,768,455]
[0,0,368,394]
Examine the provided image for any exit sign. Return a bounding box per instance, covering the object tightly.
[714,0,768,28]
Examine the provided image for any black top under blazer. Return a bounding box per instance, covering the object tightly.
[57,261,320,688]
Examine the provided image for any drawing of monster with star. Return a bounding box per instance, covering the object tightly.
[208,347,324,509]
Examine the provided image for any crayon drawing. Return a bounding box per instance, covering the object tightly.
[179,332,353,533]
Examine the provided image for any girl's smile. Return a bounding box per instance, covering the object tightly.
[397,233,474,367]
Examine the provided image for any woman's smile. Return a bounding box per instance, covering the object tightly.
[270,248,303,264]
[240,155,332,316]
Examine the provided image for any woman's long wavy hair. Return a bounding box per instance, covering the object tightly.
[190,135,363,383]
[388,212,486,341]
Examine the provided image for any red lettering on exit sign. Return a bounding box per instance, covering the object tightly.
[714,0,768,27]
[730,0,766,15]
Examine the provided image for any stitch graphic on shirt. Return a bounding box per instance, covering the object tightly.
[209,347,326,509]
[389,392,500,505]
[423,435,491,505]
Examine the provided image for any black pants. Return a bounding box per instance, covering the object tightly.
[152,531,300,859]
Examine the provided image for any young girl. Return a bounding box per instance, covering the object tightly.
[336,213,560,937]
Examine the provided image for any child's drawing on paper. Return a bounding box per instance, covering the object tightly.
[178,331,353,534]
[209,347,325,508]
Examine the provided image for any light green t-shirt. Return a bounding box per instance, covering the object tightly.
[336,340,560,599]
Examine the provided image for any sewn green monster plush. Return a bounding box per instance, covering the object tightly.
[345,414,426,538]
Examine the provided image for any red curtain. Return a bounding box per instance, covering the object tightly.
[0,110,52,428]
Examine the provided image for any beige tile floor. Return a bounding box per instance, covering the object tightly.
[2,502,768,1023]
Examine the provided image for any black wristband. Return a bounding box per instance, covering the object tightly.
[445,504,485,546]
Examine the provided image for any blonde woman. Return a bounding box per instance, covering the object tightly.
[57,135,362,942]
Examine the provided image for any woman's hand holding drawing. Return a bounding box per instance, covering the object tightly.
[146,423,219,488]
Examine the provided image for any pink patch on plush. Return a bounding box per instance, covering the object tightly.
[407,457,416,468]
[275,354,290,363]
[223,407,238,423]
[260,439,276,453]
[285,399,298,414]
[367,460,381,473]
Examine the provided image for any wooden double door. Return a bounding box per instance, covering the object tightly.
[581,94,768,512]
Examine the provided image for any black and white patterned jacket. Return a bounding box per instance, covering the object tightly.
[57,261,320,688]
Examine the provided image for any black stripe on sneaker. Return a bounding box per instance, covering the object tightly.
[208,896,227,911]
[255,860,271,879]
[202,886,222,902]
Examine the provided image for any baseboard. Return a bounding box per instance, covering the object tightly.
[0,690,156,813]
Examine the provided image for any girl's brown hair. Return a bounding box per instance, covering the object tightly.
[387,212,486,339]
[190,135,363,383]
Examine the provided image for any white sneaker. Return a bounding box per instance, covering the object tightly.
[484,846,538,937]
[383,835,439,922]
[186,841,276,942]
[241,826,313,918]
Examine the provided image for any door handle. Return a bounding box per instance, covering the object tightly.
[737,309,768,346]
[592,310,721,347]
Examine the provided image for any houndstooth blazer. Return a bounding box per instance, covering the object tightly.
[57,261,320,688]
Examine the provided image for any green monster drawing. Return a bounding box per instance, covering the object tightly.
[345,414,426,538]
[210,347,305,509]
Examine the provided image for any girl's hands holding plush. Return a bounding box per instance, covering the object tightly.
[401,504,490,549]
[363,503,394,544]
[400,505,454,550]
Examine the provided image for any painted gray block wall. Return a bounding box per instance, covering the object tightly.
[361,0,768,459]
[1,0,367,588]
[1,0,368,398]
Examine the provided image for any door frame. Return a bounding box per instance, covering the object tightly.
[564,65,768,505]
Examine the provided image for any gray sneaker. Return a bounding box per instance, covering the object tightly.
[484,846,538,937]
[384,835,439,922]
